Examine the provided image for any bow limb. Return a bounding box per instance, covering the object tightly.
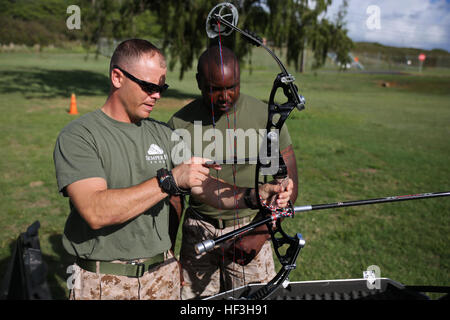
[208,9,305,112]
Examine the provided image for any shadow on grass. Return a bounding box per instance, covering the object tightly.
[0,67,199,100]
[164,89,199,100]
[0,68,109,98]
[47,234,75,299]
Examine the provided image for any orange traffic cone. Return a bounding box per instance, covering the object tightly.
[68,93,78,115]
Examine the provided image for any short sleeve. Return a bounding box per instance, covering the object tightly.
[53,129,106,196]
[166,116,175,130]
[279,123,292,151]
[166,128,192,167]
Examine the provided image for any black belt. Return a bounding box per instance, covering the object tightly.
[188,207,256,229]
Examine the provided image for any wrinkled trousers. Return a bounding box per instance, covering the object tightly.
[68,251,180,300]
[180,209,276,300]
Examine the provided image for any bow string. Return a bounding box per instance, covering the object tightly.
[208,14,247,287]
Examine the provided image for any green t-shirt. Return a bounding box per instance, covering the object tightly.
[168,93,292,220]
[54,109,179,261]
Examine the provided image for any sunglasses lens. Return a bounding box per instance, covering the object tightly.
[143,83,169,94]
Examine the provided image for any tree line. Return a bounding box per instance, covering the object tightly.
[0,0,354,78]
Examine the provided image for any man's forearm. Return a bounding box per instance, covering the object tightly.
[68,177,168,230]
[190,177,251,210]
[192,175,292,211]
[281,145,298,203]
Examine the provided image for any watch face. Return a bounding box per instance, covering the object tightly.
[160,175,172,192]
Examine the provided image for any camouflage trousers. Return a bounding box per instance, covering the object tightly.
[180,208,276,300]
[68,251,180,300]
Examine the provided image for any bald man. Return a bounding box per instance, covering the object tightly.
[168,45,298,299]
[54,39,293,300]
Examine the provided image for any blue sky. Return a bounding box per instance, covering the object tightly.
[325,0,450,51]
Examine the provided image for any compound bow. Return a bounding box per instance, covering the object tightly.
[195,2,450,300]
[196,2,306,300]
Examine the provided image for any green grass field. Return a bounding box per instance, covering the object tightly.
[0,50,449,299]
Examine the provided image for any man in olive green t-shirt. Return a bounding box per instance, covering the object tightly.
[54,39,294,300]
[168,45,299,299]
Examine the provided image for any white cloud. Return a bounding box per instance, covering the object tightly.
[326,0,450,51]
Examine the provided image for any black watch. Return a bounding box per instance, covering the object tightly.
[157,168,190,196]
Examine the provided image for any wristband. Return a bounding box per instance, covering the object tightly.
[157,168,191,196]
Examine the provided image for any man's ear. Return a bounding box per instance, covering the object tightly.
[110,68,123,89]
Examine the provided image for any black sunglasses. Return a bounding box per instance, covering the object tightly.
[113,65,169,94]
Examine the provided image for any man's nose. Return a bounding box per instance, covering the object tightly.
[149,91,161,99]
[217,88,230,100]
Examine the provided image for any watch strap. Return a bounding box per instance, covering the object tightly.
[157,168,190,196]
